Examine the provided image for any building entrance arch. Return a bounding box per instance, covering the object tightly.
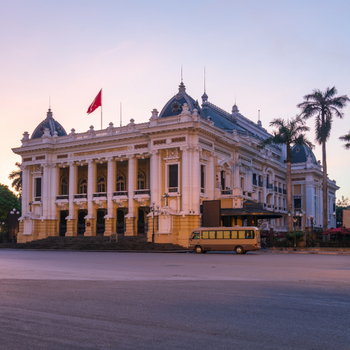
[116,209,127,235]
[96,209,106,236]
[77,210,87,236]
[138,207,149,236]
[59,211,68,236]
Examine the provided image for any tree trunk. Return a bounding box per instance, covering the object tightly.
[286,159,293,232]
[322,141,328,231]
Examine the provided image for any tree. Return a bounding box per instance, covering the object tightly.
[339,131,350,149]
[258,116,313,232]
[297,87,350,230]
[8,162,22,196]
[0,184,21,222]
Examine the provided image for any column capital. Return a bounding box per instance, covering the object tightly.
[149,149,158,156]
[87,158,95,164]
[126,154,135,160]
[106,156,114,162]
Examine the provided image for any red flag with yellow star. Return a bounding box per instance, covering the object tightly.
[87,89,102,114]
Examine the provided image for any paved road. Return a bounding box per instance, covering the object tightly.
[0,250,349,349]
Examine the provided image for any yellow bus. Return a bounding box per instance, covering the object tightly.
[188,227,261,254]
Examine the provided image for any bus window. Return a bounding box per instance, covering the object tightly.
[231,230,238,239]
[238,230,246,239]
[191,231,200,239]
[245,230,255,239]
[209,231,215,239]
[216,231,224,239]
[223,231,231,239]
[202,231,209,239]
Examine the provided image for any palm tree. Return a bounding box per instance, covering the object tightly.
[297,87,350,230]
[8,162,22,196]
[258,116,313,232]
[339,131,350,149]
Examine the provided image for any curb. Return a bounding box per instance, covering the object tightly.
[261,249,350,255]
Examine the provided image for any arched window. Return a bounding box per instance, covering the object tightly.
[61,176,68,195]
[116,173,125,192]
[79,178,87,194]
[138,171,145,190]
[97,176,106,193]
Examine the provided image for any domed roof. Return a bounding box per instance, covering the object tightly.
[158,82,201,118]
[291,144,317,164]
[31,108,67,139]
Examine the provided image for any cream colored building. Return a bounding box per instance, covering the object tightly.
[13,82,339,246]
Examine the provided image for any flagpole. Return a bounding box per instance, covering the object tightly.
[101,88,103,130]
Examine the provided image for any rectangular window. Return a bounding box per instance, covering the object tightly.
[223,231,231,239]
[201,165,205,193]
[202,231,209,239]
[231,230,238,239]
[35,178,42,198]
[220,171,225,189]
[168,164,178,191]
[294,198,301,209]
[238,230,246,239]
[216,231,224,239]
[208,231,215,239]
[245,230,255,239]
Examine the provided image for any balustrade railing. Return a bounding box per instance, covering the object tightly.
[74,194,87,199]
[113,191,128,196]
[56,195,68,200]
[93,192,107,198]
[134,189,150,195]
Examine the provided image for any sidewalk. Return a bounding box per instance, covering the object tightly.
[262,247,350,255]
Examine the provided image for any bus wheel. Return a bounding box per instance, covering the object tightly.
[195,246,203,254]
[235,246,244,254]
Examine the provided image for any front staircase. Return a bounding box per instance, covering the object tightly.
[0,235,187,251]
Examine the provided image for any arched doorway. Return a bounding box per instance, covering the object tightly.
[59,211,68,236]
[138,207,149,236]
[116,209,126,235]
[96,209,106,236]
[77,211,87,236]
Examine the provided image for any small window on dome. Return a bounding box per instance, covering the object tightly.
[296,147,300,153]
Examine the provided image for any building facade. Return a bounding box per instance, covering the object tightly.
[13,83,338,246]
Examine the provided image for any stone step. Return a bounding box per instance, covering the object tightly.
[0,236,186,251]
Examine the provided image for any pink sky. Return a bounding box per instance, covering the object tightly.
[1,0,350,200]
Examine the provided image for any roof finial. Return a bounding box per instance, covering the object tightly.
[257,110,262,127]
[181,66,183,83]
[204,67,206,94]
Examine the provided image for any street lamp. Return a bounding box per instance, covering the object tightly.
[151,202,160,243]
[164,193,169,207]
[0,222,5,244]
[10,208,20,243]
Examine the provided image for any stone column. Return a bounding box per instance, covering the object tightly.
[85,159,96,236]
[66,161,77,236]
[104,157,116,236]
[42,163,50,219]
[150,150,160,206]
[207,152,214,200]
[181,147,190,213]
[21,165,29,215]
[50,164,58,219]
[192,148,200,214]
[125,155,136,236]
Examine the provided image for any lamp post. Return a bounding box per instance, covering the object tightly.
[288,210,301,251]
[0,222,5,244]
[10,208,20,242]
[151,202,160,243]
[164,193,169,207]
